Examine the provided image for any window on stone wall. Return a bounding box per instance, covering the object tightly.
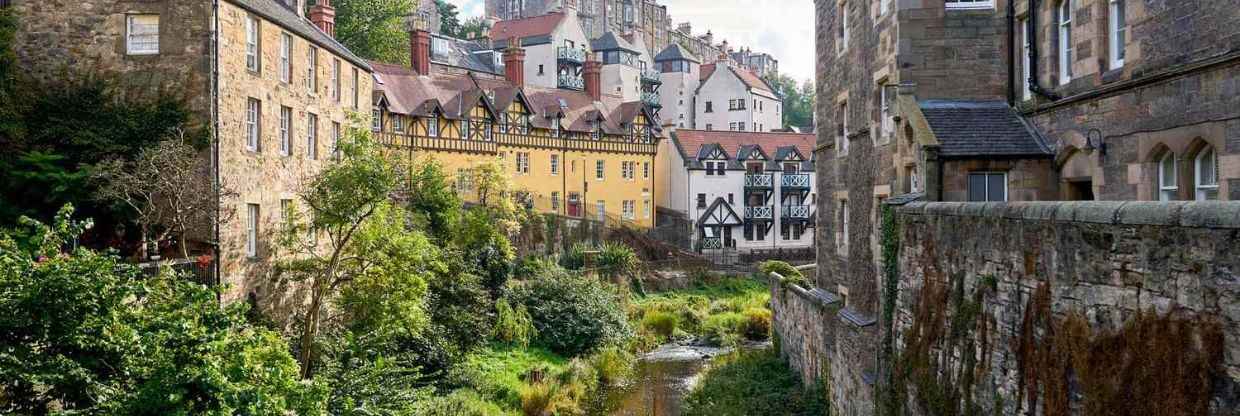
[352,68,360,109]
[1159,152,1178,201]
[306,113,318,160]
[331,59,341,102]
[280,106,292,156]
[1109,0,1127,69]
[968,172,1008,201]
[1194,146,1219,201]
[837,1,849,54]
[246,98,261,152]
[837,101,849,157]
[246,204,260,258]
[837,200,849,255]
[945,0,994,10]
[280,33,293,84]
[1021,17,1031,101]
[879,82,893,142]
[306,46,318,94]
[1057,0,1073,85]
[126,15,160,55]
[246,16,261,72]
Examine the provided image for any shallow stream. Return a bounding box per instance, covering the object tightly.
[590,342,769,415]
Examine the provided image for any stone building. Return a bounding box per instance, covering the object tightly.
[785,0,1240,414]
[486,0,671,55]
[730,47,779,78]
[9,0,374,305]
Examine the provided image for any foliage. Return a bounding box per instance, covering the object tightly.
[425,266,496,357]
[741,308,773,341]
[760,260,808,288]
[510,270,633,356]
[404,158,462,241]
[878,204,902,416]
[312,331,431,416]
[455,207,517,295]
[631,277,770,347]
[682,349,829,416]
[596,241,640,281]
[412,389,507,416]
[559,242,591,270]
[764,74,815,131]
[588,346,635,386]
[451,345,569,409]
[513,255,560,280]
[494,298,537,348]
[641,310,680,339]
[333,0,416,65]
[0,7,22,142]
[0,207,325,414]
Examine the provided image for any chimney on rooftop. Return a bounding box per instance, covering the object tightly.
[410,29,431,75]
[309,0,336,37]
[503,43,526,85]
[584,53,602,101]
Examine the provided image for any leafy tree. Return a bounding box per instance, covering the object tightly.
[333,0,417,65]
[435,0,461,39]
[0,206,325,414]
[458,16,492,39]
[510,269,633,356]
[765,74,816,131]
[404,157,461,241]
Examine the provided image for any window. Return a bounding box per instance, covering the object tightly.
[644,199,651,218]
[622,161,635,180]
[280,199,293,228]
[1021,18,1031,101]
[245,16,260,71]
[352,68,360,109]
[837,102,849,156]
[1195,147,1219,201]
[279,106,292,155]
[331,121,341,159]
[1058,0,1073,84]
[246,98,261,152]
[516,152,530,174]
[705,101,713,113]
[1109,0,1126,69]
[427,117,440,137]
[729,122,737,131]
[879,83,893,140]
[945,0,993,9]
[306,113,318,160]
[456,168,474,192]
[838,2,849,53]
[550,154,560,175]
[837,200,848,253]
[706,124,713,131]
[306,46,318,93]
[623,200,636,220]
[431,37,450,62]
[332,59,341,101]
[596,160,605,180]
[967,172,1008,201]
[880,0,890,15]
[246,203,260,258]
[280,33,292,83]
[551,192,561,210]
[538,64,545,75]
[697,193,707,208]
[393,115,404,132]
[705,161,727,176]
[126,15,159,55]
[596,200,606,222]
[739,122,746,132]
[371,109,381,131]
[643,162,650,179]
[1159,152,1178,201]
[727,193,734,204]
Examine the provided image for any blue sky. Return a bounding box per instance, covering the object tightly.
[441,0,816,83]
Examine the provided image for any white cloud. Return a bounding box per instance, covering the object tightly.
[441,0,815,82]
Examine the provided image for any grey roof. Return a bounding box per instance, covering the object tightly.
[492,36,553,49]
[884,193,925,206]
[654,43,700,63]
[591,32,640,53]
[230,0,372,72]
[430,35,502,75]
[773,146,805,161]
[918,100,1052,158]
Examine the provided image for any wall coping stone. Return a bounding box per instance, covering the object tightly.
[898,201,1240,229]
[839,307,877,328]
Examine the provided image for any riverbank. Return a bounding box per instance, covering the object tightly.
[681,347,829,416]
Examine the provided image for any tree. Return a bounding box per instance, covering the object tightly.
[457,16,492,39]
[92,129,236,260]
[404,157,461,241]
[0,206,325,414]
[435,0,461,39]
[765,74,815,131]
[333,0,417,65]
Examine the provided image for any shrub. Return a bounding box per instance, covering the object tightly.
[519,381,557,416]
[760,260,807,288]
[701,313,747,347]
[641,310,680,339]
[683,349,829,416]
[412,389,505,416]
[494,298,537,348]
[510,270,633,356]
[559,242,592,270]
[589,346,635,386]
[741,308,772,341]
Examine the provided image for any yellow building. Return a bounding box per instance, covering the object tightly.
[370,30,660,228]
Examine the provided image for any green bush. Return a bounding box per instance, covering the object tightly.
[683,349,829,416]
[412,389,506,416]
[510,270,633,356]
[741,308,772,341]
[759,260,804,281]
[589,346,635,386]
[701,313,747,347]
[494,298,537,348]
[641,310,680,339]
[559,242,591,270]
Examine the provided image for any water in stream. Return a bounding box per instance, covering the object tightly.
[590,342,769,416]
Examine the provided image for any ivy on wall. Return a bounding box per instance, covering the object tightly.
[878,204,902,416]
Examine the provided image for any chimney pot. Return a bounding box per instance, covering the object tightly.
[310,0,336,37]
[410,29,432,75]
[584,53,602,101]
[503,45,527,85]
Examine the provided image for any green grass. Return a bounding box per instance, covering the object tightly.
[454,344,569,410]
[631,277,771,347]
[682,348,829,416]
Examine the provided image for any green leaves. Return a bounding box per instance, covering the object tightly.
[334,0,417,65]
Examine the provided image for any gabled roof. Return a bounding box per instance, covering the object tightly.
[673,130,815,163]
[737,144,768,161]
[655,43,701,63]
[230,0,372,71]
[699,63,717,82]
[591,32,640,53]
[697,143,730,160]
[431,35,503,75]
[918,100,1053,158]
[698,197,743,226]
[773,146,806,161]
[733,67,775,95]
[491,12,566,44]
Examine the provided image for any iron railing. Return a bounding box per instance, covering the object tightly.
[745,174,773,188]
[641,69,662,84]
[745,206,774,220]
[699,237,723,250]
[557,47,587,64]
[558,73,584,90]
[782,205,812,219]
[781,173,811,189]
[641,91,661,107]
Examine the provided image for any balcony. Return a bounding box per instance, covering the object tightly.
[641,69,662,85]
[641,91,661,107]
[781,173,811,189]
[700,237,723,250]
[557,47,586,64]
[782,205,812,220]
[558,73,584,90]
[744,174,773,189]
[745,206,774,221]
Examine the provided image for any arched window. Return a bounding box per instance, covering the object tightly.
[1195,146,1219,200]
[1158,152,1177,201]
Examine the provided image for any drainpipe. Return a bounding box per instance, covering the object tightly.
[211,0,222,303]
[1006,0,1016,105]
[1026,0,1061,101]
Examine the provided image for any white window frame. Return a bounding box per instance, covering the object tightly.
[280,33,292,84]
[306,113,318,160]
[427,117,440,137]
[596,160,606,180]
[1194,148,1218,201]
[393,115,404,133]
[279,106,292,156]
[1021,18,1032,101]
[622,200,636,220]
[837,200,849,254]
[245,15,260,72]
[1159,152,1178,201]
[551,192,561,211]
[879,82,893,141]
[246,203,260,258]
[596,200,607,222]
[644,199,651,219]
[126,15,160,55]
[550,154,560,175]
[371,109,382,132]
[352,68,360,109]
[838,2,849,55]
[1108,0,1126,69]
[968,172,1009,202]
[331,59,341,102]
[1058,0,1073,85]
[246,98,261,152]
[945,0,994,10]
[331,121,341,159]
[516,152,530,174]
[306,46,318,94]
[643,162,650,179]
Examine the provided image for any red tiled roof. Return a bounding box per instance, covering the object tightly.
[673,129,815,160]
[491,12,566,42]
[699,63,716,82]
[735,67,774,94]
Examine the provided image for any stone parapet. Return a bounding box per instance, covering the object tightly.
[897,201,1240,228]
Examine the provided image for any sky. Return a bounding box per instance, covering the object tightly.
[441,0,816,83]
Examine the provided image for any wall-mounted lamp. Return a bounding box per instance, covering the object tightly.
[1083,128,1106,158]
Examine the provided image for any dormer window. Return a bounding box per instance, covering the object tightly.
[431,37,450,62]
[427,116,440,137]
[591,120,602,140]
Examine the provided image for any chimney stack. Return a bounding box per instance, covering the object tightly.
[584,53,602,101]
[310,0,336,37]
[503,44,527,86]
[410,29,432,75]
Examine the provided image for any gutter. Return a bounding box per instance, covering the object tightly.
[1025,0,1061,101]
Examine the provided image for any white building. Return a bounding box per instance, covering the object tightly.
[694,63,781,133]
[590,31,656,104]
[491,11,593,91]
[654,43,700,130]
[656,129,816,254]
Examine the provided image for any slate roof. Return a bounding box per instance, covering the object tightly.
[429,35,503,75]
[671,130,816,171]
[697,64,775,96]
[491,12,565,45]
[591,32,640,53]
[918,100,1053,158]
[654,43,701,63]
[230,0,371,71]
[699,63,717,82]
